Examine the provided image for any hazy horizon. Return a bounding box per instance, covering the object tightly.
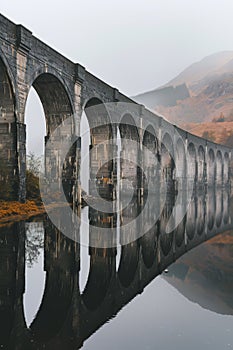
[1,1,233,96]
[1,0,233,154]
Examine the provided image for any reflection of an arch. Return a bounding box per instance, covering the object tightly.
[0,188,232,349]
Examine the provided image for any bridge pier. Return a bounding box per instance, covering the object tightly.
[0,57,25,201]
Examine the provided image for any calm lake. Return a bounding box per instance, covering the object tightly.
[0,189,233,349]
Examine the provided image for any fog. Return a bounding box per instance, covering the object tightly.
[1,0,233,154]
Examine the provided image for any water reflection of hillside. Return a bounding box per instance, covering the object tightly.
[0,189,232,349]
[163,230,233,315]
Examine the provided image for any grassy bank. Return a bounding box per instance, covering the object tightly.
[0,200,45,223]
[0,200,74,224]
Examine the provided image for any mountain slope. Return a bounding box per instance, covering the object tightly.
[167,51,233,88]
[133,51,233,125]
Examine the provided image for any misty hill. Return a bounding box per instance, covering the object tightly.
[133,83,190,109]
[133,51,233,125]
[167,51,233,88]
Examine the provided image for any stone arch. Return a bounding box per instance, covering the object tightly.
[26,73,76,203]
[207,148,216,186]
[216,150,223,186]
[119,114,140,195]
[0,56,18,200]
[187,142,197,184]
[197,145,205,184]
[118,241,139,288]
[161,133,175,191]
[30,73,74,134]
[142,124,158,151]
[176,138,186,183]
[142,125,158,193]
[223,152,229,184]
[83,98,113,199]
[119,113,140,139]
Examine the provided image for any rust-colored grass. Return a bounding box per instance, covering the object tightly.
[0,200,71,225]
[0,200,42,219]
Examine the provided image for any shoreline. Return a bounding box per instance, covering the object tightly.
[0,200,71,225]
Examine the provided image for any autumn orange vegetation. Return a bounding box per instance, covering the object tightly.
[0,200,43,219]
[182,121,233,147]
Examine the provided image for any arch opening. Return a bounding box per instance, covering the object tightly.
[142,125,158,194]
[119,114,140,197]
[223,152,229,184]
[216,150,223,186]
[175,138,186,190]
[207,148,216,187]
[197,145,205,184]
[26,73,75,203]
[187,143,197,185]
[83,98,113,200]
[161,133,175,192]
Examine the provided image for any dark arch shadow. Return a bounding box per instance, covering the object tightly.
[196,196,206,235]
[216,150,223,186]
[30,225,75,342]
[82,247,114,311]
[161,133,175,192]
[197,145,205,184]
[175,216,186,247]
[83,98,113,200]
[208,148,216,186]
[27,73,76,203]
[186,197,197,241]
[118,241,139,288]
[142,124,159,194]
[119,113,140,197]
[176,138,186,185]
[141,226,158,269]
[187,142,197,184]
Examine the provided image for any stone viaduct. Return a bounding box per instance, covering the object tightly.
[0,188,232,349]
[0,14,232,203]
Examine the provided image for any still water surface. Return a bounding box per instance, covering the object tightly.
[0,189,233,349]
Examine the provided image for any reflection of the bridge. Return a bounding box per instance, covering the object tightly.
[0,189,232,349]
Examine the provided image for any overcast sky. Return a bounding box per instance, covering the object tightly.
[1,0,233,96]
[1,0,233,155]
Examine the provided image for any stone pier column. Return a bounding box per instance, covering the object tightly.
[17,122,26,202]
